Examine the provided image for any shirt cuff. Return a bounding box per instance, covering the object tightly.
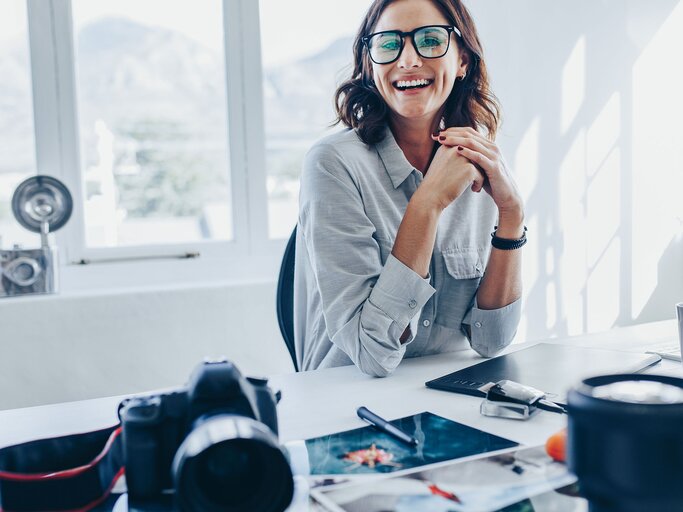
[367,254,435,328]
[467,297,522,357]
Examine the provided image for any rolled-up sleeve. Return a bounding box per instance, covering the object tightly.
[462,297,522,357]
[299,144,435,377]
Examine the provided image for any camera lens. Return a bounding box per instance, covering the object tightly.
[3,256,42,287]
[568,374,683,512]
[196,440,263,504]
[15,262,36,280]
[172,415,293,512]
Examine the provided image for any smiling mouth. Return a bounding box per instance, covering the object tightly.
[393,79,434,91]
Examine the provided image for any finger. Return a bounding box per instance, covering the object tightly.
[457,145,495,174]
[439,127,497,151]
[471,178,485,193]
[437,134,495,161]
[438,131,498,159]
[470,168,486,193]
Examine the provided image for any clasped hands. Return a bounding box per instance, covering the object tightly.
[420,126,522,221]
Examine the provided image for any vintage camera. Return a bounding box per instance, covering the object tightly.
[1,175,72,297]
[0,245,57,295]
[118,360,294,512]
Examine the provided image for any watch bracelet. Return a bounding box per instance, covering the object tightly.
[490,225,527,250]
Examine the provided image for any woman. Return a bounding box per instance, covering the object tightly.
[294,0,524,376]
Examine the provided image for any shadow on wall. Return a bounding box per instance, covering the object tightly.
[635,233,683,323]
[472,0,681,341]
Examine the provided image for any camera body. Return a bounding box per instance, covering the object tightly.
[0,245,57,297]
[119,360,284,502]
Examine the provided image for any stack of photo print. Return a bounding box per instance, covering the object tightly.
[302,412,586,512]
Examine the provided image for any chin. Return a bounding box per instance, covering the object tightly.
[393,105,438,121]
[390,98,444,120]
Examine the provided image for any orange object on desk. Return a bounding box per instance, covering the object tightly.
[546,428,567,462]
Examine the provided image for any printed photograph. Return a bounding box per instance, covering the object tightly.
[305,412,519,476]
[310,445,580,512]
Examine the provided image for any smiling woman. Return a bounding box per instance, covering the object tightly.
[294,0,525,377]
[335,0,501,146]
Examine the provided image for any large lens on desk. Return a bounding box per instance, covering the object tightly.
[172,415,293,512]
[567,374,683,512]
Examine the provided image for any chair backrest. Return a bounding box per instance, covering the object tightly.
[276,226,298,371]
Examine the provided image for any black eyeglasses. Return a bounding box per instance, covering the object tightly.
[362,25,462,65]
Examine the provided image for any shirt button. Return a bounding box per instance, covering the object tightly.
[422,319,431,327]
[408,299,417,309]
[474,321,482,328]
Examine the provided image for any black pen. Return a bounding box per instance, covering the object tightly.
[357,406,418,447]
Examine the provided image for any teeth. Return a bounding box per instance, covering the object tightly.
[396,79,431,89]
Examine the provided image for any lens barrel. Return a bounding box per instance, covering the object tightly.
[172,415,294,512]
[567,374,683,512]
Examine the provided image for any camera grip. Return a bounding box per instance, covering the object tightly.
[120,398,165,499]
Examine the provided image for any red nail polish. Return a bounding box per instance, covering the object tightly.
[439,136,446,141]
[457,146,463,151]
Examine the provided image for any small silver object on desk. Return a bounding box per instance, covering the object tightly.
[1,175,73,297]
[480,379,566,420]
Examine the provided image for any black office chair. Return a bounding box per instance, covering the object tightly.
[276,226,298,371]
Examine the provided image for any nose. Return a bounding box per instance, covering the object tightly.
[397,37,422,69]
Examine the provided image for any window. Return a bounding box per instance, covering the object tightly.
[71,0,232,247]
[6,0,373,290]
[0,1,38,248]
[259,0,370,239]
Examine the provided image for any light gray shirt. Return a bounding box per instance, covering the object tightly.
[294,127,521,377]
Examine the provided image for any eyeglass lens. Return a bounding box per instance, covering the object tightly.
[368,26,451,64]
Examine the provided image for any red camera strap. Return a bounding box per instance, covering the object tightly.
[0,425,124,512]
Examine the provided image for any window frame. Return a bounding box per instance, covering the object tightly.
[23,0,286,291]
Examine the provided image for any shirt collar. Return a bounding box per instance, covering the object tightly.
[374,126,417,188]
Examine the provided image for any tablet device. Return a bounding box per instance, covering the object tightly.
[425,343,661,405]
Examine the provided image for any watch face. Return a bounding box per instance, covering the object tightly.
[11,175,73,233]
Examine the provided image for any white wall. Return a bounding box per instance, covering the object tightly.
[470,0,683,340]
[0,282,291,410]
[1,0,682,410]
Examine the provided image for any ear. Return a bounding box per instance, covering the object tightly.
[458,49,470,77]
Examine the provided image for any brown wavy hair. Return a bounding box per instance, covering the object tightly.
[334,0,501,145]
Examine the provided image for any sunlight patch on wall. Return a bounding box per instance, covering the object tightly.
[587,237,620,331]
[517,212,540,342]
[514,117,539,203]
[561,36,585,134]
[559,129,587,334]
[631,1,683,319]
[546,281,557,330]
[517,213,539,343]
[586,92,620,180]
[586,148,620,269]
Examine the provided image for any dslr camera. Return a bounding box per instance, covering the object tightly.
[118,360,294,512]
[1,175,72,298]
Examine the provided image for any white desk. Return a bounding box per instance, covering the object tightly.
[1,319,680,452]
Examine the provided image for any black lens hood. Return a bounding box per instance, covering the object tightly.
[568,373,683,512]
[172,415,293,512]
